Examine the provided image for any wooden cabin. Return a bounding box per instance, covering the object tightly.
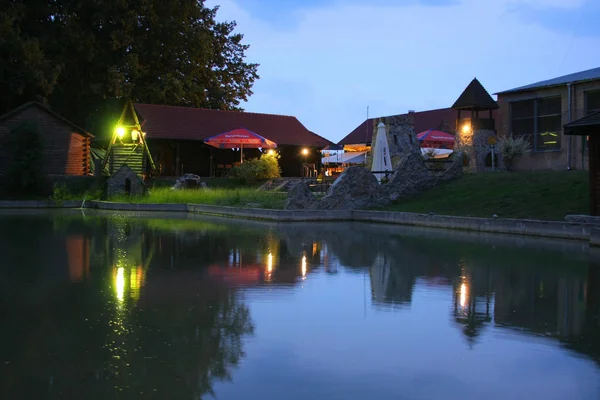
[0,102,93,176]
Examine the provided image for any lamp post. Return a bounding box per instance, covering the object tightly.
[302,148,309,179]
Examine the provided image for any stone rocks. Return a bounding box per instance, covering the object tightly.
[380,153,437,204]
[316,166,381,210]
[284,152,465,211]
[107,164,145,197]
[283,181,317,210]
[439,150,464,182]
[172,174,207,190]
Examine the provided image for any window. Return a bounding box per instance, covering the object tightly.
[510,96,562,152]
[586,90,600,115]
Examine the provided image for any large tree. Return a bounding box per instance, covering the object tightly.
[0,0,259,132]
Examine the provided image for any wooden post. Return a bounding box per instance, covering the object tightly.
[590,135,598,216]
[175,141,181,176]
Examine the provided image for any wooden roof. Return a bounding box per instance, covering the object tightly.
[0,101,94,137]
[451,78,499,111]
[564,111,600,136]
[133,103,333,147]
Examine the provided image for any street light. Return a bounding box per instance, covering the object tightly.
[301,148,309,179]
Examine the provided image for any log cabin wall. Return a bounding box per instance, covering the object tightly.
[0,103,91,176]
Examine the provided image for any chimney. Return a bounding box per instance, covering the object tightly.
[408,110,415,114]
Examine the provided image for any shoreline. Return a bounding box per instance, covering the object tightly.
[1,199,599,245]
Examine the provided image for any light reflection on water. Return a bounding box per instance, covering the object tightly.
[0,210,599,399]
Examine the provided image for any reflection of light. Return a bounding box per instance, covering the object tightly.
[116,267,125,303]
[312,242,317,257]
[267,252,273,273]
[301,255,307,279]
[460,282,468,308]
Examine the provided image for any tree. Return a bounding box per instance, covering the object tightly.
[0,0,62,112]
[0,0,259,134]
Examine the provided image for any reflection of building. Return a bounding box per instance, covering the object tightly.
[369,254,414,309]
[66,235,90,282]
[452,265,493,348]
[494,268,588,338]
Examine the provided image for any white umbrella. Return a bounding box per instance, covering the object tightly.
[371,122,392,183]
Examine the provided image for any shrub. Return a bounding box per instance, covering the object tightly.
[230,152,281,181]
[4,121,46,196]
[498,135,531,171]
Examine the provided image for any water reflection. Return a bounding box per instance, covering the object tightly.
[0,211,599,398]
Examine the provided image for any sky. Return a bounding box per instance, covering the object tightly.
[205,0,600,143]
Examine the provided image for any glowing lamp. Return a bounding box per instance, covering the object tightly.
[302,148,309,156]
[116,126,126,138]
[131,129,140,141]
[267,149,275,155]
[461,124,471,134]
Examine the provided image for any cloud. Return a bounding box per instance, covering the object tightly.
[208,0,600,143]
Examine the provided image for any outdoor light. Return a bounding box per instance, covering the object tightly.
[462,123,471,134]
[116,126,126,138]
[302,148,309,156]
[267,149,275,155]
[131,129,140,141]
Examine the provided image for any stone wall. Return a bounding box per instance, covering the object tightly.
[368,114,421,168]
[456,127,498,172]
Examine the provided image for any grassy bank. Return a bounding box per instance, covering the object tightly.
[113,187,287,209]
[379,171,589,221]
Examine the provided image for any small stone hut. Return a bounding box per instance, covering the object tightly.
[107,164,145,197]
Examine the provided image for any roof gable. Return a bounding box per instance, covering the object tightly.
[451,78,499,111]
[497,66,600,95]
[0,101,94,137]
[133,103,333,147]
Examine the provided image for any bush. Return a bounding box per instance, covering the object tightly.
[4,121,46,196]
[229,152,281,181]
[498,135,531,171]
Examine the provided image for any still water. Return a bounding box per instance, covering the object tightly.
[1,210,599,399]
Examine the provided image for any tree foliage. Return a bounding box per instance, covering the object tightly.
[230,152,282,182]
[0,0,259,132]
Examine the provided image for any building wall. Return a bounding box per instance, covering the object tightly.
[496,80,600,171]
[0,105,91,176]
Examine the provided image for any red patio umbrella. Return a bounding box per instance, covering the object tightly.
[204,128,277,163]
[417,129,455,149]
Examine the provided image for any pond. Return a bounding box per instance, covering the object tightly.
[0,210,599,399]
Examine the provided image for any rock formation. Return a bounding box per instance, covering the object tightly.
[316,166,381,210]
[172,174,207,190]
[284,151,464,211]
[283,181,318,210]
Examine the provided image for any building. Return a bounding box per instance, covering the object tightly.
[133,104,332,177]
[495,66,600,171]
[0,101,93,176]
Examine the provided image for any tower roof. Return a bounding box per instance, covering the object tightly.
[452,78,499,111]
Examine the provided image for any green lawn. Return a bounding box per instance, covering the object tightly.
[113,187,287,209]
[378,171,589,221]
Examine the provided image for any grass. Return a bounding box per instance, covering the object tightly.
[113,187,287,209]
[378,170,589,221]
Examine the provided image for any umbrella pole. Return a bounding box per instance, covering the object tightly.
[240,143,243,163]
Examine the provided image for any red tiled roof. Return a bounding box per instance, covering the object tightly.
[339,108,459,145]
[133,103,333,147]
